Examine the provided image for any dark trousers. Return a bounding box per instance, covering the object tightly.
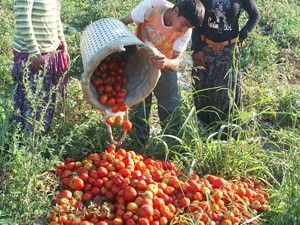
[131,70,180,141]
[192,45,241,125]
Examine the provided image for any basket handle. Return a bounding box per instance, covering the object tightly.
[102,110,129,146]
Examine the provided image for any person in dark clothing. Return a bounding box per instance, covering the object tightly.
[191,0,260,125]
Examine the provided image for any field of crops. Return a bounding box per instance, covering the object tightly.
[0,0,300,224]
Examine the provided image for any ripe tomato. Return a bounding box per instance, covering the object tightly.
[159,217,168,225]
[127,202,139,212]
[105,85,113,93]
[69,177,84,191]
[117,91,126,99]
[113,218,123,225]
[114,83,122,92]
[111,104,120,113]
[193,192,203,201]
[125,218,135,225]
[188,179,201,192]
[91,187,100,196]
[122,121,132,132]
[213,189,223,201]
[179,197,190,208]
[82,192,93,202]
[220,219,233,225]
[93,78,103,87]
[97,167,108,177]
[60,190,72,199]
[138,218,149,225]
[106,116,115,126]
[123,186,137,202]
[107,98,116,107]
[138,204,154,218]
[119,103,128,112]
[99,94,108,105]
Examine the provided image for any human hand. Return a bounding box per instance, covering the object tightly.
[62,41,70,65]
[239,38,244,47]
[151,53,166,69]
[31,54,45,71]
[193,51,206,68]
[207,43,225,52]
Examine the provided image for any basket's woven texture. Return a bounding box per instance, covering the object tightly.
[80,18,161,112]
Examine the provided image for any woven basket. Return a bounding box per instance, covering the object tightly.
[80,18,161,113]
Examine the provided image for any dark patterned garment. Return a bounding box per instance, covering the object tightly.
[192,0,260,50]
[192,45,241,125]
[12,42,69,132]
[191,0,259,125]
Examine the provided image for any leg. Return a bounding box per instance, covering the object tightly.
[13,81,33,131]
[153,70,181,134]
[130,92,153,143]
[205,46,239,123]
[194,46,237,125]
[11,53,34,132]
[42,72,58,132]
[191,66,211,125]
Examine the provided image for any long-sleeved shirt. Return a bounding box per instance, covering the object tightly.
[13,0,64,55]
[192,0,260,52]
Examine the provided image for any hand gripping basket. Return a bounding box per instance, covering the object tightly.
[80,18,161,113]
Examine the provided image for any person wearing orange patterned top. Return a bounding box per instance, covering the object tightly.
[121,0,205,145]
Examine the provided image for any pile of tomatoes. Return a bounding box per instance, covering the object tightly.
[49,145,269,225]
[92,54,129,114]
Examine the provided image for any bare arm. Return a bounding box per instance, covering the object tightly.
[151,50,184,72]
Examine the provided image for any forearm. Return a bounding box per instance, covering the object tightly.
[240,0,260,39]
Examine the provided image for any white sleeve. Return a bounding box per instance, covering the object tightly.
[173,28,192,52]
[131,0,152,23]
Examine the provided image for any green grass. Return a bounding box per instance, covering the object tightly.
[0,0,300,224]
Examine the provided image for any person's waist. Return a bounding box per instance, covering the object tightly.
[200,35,239,46]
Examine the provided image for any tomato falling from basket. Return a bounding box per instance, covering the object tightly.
[91,54,133,145]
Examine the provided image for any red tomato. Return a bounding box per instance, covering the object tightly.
[119,103,128,112]
[107,144,116,153]
[105,85,113,93]
[179,197,190,208]
[114,83,122,92]
[127,202,139,212]
[99,94,108,105]
[106,116,115,126]
[159,217,168,225]
[80,172,89,181]
[107,98,116,107]
[93,78,103,87]
[117,91,126,99]
[91,187,100,196]
[123,187,137,202]
[138,218,149,225]
[125,218,135,225]
[138,204,154,218]
[122,121,132,132]
[97,167,108,177]
[82,192,93,202]
[60,190,72,199]
[113,218,123,225]
[213,189,224,201]
[69,177,84,191]
[111,104,120,113]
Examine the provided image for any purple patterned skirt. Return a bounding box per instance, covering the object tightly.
[12,42,69,132]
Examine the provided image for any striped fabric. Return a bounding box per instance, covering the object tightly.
[13,0,64,54]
